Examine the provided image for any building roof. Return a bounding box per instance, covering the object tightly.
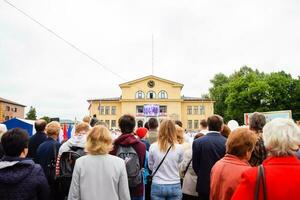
[0,97,26,107]
[119,75,184,88]
[182,96,213,101]
[87,97,121,103]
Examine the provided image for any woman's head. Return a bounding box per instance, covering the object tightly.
[75,122,90,135]
[158,119,177,152]
[86,125,113,155]
[221,124,231,138]
[46,121,61,138]
[1,128,29,157]
[263,118,300,157]
[175,125,184,144]
[226,128,256,160]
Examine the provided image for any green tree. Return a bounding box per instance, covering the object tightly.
[26,106,37,120]
[40,116,51,123]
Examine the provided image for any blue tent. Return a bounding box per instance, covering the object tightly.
[3,118,35,136]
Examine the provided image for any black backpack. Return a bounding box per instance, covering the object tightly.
[116,145,142,188]
[57,146,86,196]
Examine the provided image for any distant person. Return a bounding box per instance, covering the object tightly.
[82,115,91,124]
[136,127,150,151]
[68,125,130,200]
[148,119,184,199]
[0,124,7,158]
[110,115,146,200]
[147,118,159,144]
[210,128,256,200]
[90,114,98,127]
[232,118,300,200]
[248,112,267,166]
[36,121,61,200]
[0,128,49,200]
[180,133,204,200]
[94,120,109,128]
[192,115,226,200]
[220,124,231,138]
[175,120,183,127]
[199,119,208,134]
[27,119,48,161]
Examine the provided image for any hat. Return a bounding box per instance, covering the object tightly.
[136,127,148,139]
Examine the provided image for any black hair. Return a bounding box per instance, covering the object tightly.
[207,115,224,132]
[148,118,158,130]
[200,119,208,128]
[249,112,266,133]
[1,128,29,157]
[144,122,149,130]
[118,115,136,134]
[35,120,47,132]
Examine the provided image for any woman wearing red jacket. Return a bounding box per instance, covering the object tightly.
[232,118,300,200]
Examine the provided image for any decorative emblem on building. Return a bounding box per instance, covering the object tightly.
[147,80,155,88]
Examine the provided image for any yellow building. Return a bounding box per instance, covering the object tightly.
[87,75,214,130]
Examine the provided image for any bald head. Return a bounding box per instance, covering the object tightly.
[35,119,47,132]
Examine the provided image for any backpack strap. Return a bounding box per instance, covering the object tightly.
[151,145,172,177]
[255,164,267,200]
[183,158,192,177]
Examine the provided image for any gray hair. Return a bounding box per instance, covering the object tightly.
[249,112,266,133]
[263,118,300,156]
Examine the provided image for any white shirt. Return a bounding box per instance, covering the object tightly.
[148,143,184,184]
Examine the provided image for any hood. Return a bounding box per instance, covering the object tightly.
[114,133,140,146]
[0,158,35,184]
[67,134,86,148]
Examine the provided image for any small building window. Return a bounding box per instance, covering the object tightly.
[188,120,193,129]
[136,106,144,113]
[105,120,110,128]
[147,91,156,99]
[6,106,10,111]
[111,106,116,115]
[135,91,145,99]
[187,106,192,115]
[159,106,167,113]
[5,116,9,121]
[111,120,116,128]
[99,106,104,115]
[194,106,199,115]
[105,106,110,115]
[200,106,205,115]
[158,91,168,99]
[194,120,199,129]
[14,108,18,112]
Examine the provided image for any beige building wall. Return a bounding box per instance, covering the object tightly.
[0,102,25,122]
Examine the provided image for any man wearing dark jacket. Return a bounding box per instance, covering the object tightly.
[27,119,48,161]
[110,114,146,200]
[192,115,226,200]
[0,128,49,200]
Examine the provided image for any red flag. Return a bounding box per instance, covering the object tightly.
[63,124,67,140]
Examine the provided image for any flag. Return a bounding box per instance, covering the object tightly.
[67,124,73,139]
[63,124,67,140]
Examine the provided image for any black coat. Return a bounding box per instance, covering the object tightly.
[27,131,47,162]
[192,131,226,195]
[0,156,49,200]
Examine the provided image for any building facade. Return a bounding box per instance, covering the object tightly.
[0,97,26,122]
[87,75,214,130]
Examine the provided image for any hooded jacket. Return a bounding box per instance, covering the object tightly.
[110,133,146,197]
[0,156,49,200]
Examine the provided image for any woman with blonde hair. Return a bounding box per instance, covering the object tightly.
[176,125,190,151]
[148,119,184,200]
[68,125,130,200]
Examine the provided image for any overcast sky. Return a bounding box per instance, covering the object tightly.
[1,0,300,120]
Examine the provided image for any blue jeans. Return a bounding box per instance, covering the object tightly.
[151,183,182,200]
[131,196,143,200]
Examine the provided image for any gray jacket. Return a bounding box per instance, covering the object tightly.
[68,154,130,200]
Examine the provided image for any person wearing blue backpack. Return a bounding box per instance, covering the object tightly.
[110,115,146,200]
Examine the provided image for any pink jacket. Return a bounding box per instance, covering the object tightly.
[210,154,251,200]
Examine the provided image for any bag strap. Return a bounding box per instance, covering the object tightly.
[183,158,192,177]
[255,165,267,200]
[52,141,57,162]
[151,145,172,177]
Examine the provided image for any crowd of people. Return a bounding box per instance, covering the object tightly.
[0,112,300,200]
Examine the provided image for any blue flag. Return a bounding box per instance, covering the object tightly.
[67,125,73,139]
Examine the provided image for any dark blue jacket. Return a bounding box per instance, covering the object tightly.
[192,131,226,195]
[0,156,49,200]
[35,137,60,183]
[27,131,48,162]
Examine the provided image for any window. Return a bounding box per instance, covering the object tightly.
[200,106,205,115]
[105,120,110,128]
[136,106,144,113]
[135,91,145,99]
[194,120,199,129]
[158,91,168,99]
[14,108,17,112]
[147,91,156,99]
[193,106,199,115]
[111,120,116,128]
[105,106,110,115]
[111,106,116,115]
[6,106,10,111]
[188,120,193,129]
[100,106,104,115]
[187,106,192,115]
[5,116,9,121]
[159,106,167,113]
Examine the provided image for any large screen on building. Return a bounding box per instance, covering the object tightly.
[143,104,159,117]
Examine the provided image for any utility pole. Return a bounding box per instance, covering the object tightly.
[152,34,154,75]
